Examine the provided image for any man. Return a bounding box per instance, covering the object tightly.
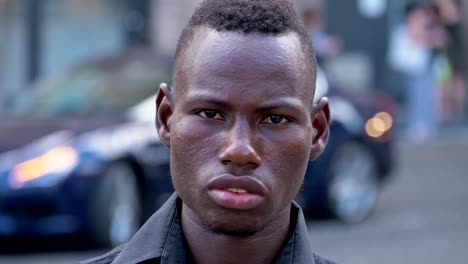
[387,3,447,143]
[83,0,332,263]
[301,5,342,63]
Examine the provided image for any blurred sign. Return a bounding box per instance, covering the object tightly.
[358,0,386,18]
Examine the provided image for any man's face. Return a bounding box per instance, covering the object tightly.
[408,8,432,43]
[157,28,328,235]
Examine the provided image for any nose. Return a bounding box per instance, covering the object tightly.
[218,120,262,169]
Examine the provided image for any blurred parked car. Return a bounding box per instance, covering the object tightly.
[297,68,395,223]
[0,49,175,248]
[0,50,394,248]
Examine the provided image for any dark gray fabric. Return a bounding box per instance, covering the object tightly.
[81,193,336,264]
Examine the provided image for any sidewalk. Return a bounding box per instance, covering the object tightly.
[395,122,468,146]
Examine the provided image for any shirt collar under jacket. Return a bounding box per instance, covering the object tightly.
[82,192,332,264]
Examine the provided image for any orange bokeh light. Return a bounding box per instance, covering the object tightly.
[11,147,78,184]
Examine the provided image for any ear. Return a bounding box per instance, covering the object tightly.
[155,83,174,148]
[309,97,330,160]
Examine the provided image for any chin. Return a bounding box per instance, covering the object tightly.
[202,212,266,238]
[206,223,261,237]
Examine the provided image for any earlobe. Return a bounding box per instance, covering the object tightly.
[309,97,330,160]
[155,83,174,147]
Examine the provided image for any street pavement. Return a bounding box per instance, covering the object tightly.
[309,142,468,264]
[0,140,467,264]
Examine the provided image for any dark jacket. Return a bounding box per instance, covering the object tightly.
[82,193,336,264]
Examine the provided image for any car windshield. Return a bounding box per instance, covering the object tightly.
[13,58,167,117]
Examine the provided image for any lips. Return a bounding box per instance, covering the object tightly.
[207,174,267,210]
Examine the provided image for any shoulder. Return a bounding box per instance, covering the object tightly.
[80,244,125,264]
[313,254,337,264]
[81,193,180,264]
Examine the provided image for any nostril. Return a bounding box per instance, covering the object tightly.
[218,143,262,167]
[246,161,260,170]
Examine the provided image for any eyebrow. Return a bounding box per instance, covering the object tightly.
[185,95,231,108]
[257,100,305,112]
[185,92,305,112]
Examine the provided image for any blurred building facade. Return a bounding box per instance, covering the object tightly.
[0,0,128,111]
[1,0,467,117]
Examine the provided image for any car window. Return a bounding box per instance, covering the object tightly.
[14,59,162,117]
[35,68,101,115]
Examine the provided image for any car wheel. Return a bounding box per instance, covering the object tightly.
[326,141,379,224]
[90,162,142,248]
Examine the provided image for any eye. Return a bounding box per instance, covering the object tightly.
[197,110,224,120]
[261,115,289,124]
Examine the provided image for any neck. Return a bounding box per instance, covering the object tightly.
[181,204,292,264]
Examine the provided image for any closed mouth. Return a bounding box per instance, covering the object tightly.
[206,174,267,196]
[206,174,268,210]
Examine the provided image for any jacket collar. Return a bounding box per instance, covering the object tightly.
[113,192,316,264]
[275,202,316,264]
[112,193,185,264]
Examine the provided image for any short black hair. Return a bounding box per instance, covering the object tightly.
[175,0,316,75]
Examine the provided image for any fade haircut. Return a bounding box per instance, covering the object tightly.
[175,0,316,77]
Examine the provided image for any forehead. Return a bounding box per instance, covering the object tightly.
[175,28,314,101]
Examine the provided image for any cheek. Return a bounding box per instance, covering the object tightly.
[265,128,312,197]
[169,116,220,188]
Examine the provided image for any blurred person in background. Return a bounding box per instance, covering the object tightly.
[301,4,343,64]
[435,0,465,122]
[83,0,334,263]
[387,2,448,143]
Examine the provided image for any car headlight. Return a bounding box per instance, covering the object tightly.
[9,146,79,189]
[365,112,393,139]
